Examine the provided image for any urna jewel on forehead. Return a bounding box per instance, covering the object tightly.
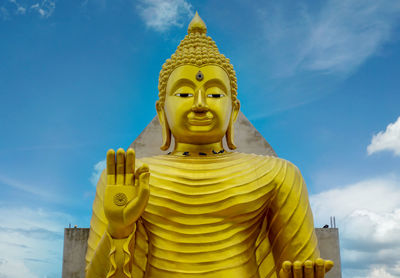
[158,12,238,104]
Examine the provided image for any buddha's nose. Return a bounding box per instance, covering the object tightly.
[192,88,209,112]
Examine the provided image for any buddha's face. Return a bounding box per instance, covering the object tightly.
[162,65,238,145]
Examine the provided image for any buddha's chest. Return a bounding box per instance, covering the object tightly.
[142,173,275,231]
[141,179,269,273]
[138,154,278,220]
[137,159,277,276]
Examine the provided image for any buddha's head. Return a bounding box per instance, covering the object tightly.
[156,12,240,151]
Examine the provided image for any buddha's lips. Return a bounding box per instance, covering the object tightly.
[187,112,214,126]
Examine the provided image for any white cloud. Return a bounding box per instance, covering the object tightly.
[9,0,26,15]
[90,159,106,187]
[0,206,74,278]
[366,267,396,278]
[310,175,400,277]
[0,258,38,278]
[30,0,55,18]
[137,0,193,32]
[1,0,55,19]
[16,6,26,14]
[368,116,400,156]
[260,0,400,76]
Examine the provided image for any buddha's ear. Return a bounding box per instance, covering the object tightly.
[156,100,171,151]
[226,99,240,150]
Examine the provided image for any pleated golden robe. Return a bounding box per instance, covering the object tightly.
[86,153,320,278]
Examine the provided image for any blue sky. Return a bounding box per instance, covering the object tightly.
[1,0,400,277]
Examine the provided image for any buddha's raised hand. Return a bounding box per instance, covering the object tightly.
[279,259,334,278]
[104,148,150,238]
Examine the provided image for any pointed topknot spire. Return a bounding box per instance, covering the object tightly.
[188,11,207,35]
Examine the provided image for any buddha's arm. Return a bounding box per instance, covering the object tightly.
[267,160,320,272]
[86,226,136,278]
[85,170,136,278]
[85,149,150,278]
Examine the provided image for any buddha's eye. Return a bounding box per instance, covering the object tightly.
[207,93,225,98]
[175,93,193,97]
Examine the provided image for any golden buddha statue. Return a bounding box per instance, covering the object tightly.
[85,12,333,278]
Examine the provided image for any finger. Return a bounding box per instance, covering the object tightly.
[324,260,334,273]
[125,148,135,186]
[303,260,314,278]
[125,171,150,222]
[106,149,116,185]
[138,171,150,192]
[280,261,292,278]
[135,163,149,185]
[315,258,325,278]
[293,261,303,278]
[116,148,125,185]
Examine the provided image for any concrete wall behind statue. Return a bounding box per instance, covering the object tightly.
[62,228,341,278]
[62,228,89,278]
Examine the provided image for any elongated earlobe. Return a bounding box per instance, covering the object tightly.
[226,124,236,150]
[226,99,240,150]
[156,101,171,151]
